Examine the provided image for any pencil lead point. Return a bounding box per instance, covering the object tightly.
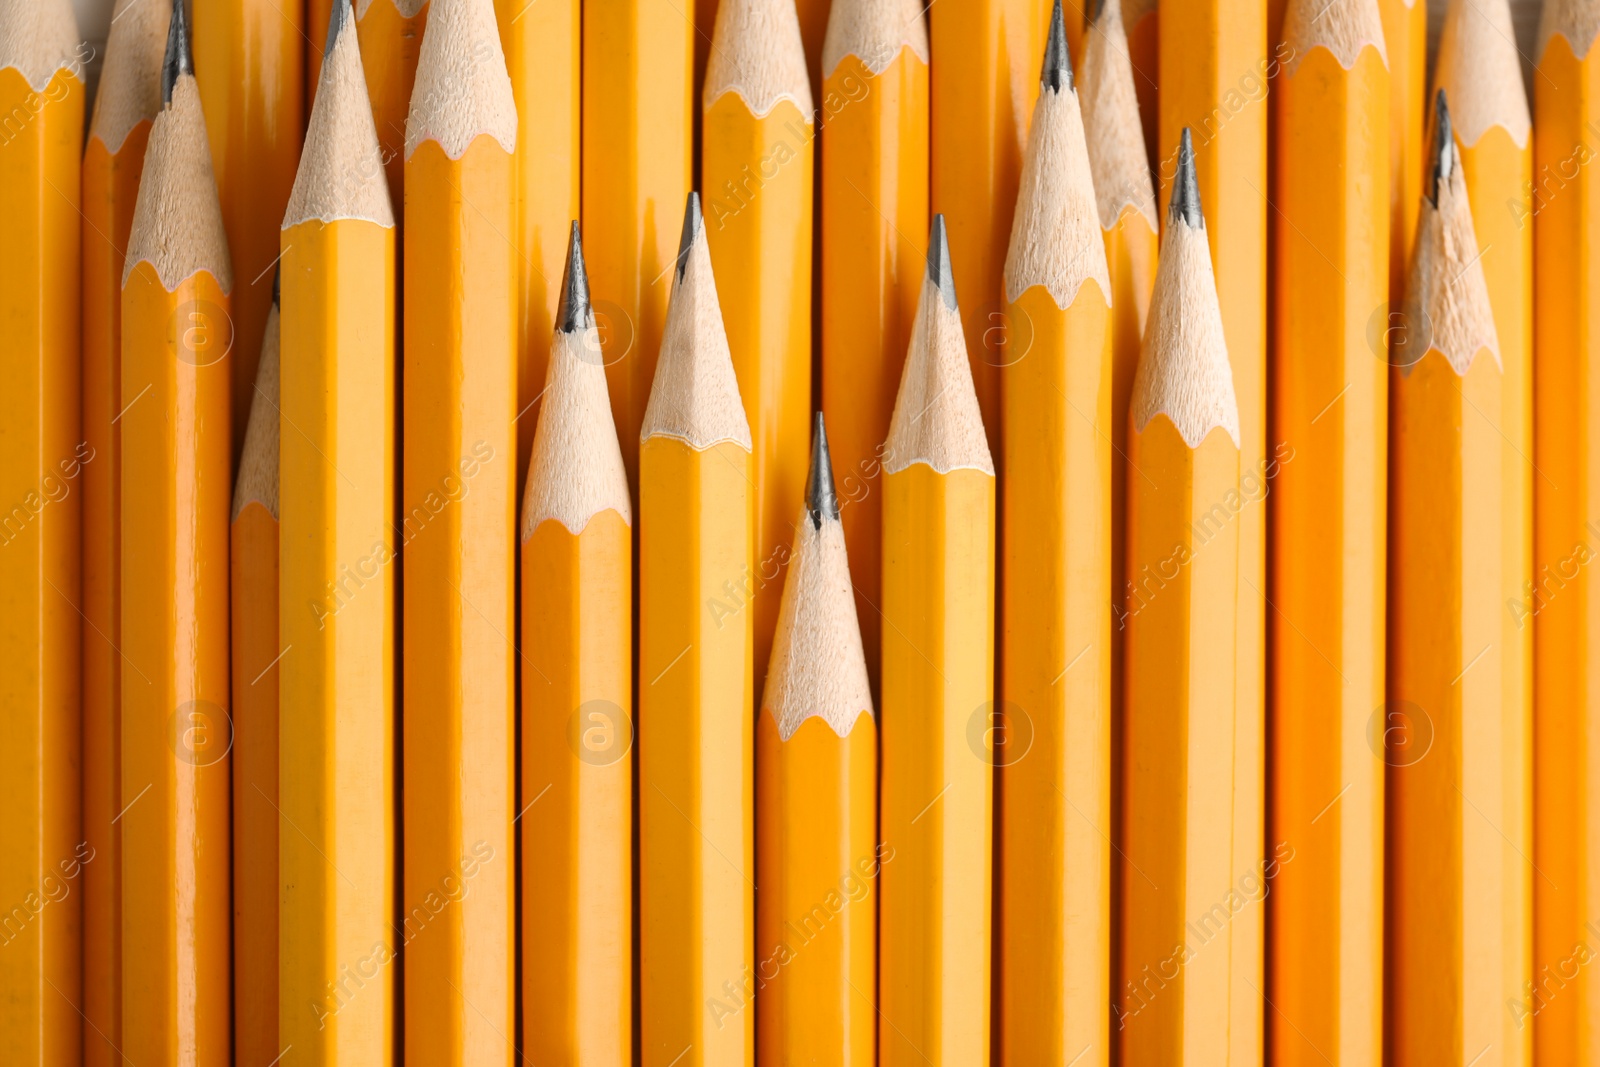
[927,214,958,311]
[1089,0,1109,23]
[676,192,702,282]
[1430,89,1455,209]
[1042,0,1073,93]
[324,0,351,58]
[556,221,592,333]
[1170,128,1203,228]
[162,0,192,104]
[805,412,839,529]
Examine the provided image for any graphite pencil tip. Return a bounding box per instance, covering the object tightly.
[325,0,351,57]
[556,221,592,333]
[162,0,192,104]
[1170,127,1203,228]
[1430,89,1455,208]
[927,214,958,310]
[1042,0,1073,93]
[805,412,839,529]
[677,191,703,282]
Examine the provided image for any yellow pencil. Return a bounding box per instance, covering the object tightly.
[0,0,83,1059]
[1387,91,1521,1066]
[1159,6,1269,1052]
[998,6,1113,1062]
[1118,130,1243,1062]
[279,3,398,1057]
[519,225,634,1064]
[402,0,518,1059]
[755,413,878,1065]
[1532,1,1600,1058]
[1433,21,1535,1066]
[639,194,755,1067]
[879,215,997,1066]
[119,4,234,1059]
[1269,2,1388,1061]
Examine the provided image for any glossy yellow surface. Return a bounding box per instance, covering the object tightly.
[999,283,1112,1065]
[1378,0,1425,304]
[703,95,814,696]
[755,713,878,1065]
[120,259,233,1066]
[521,512,633,1065]
[880,464,995,1065]
[1159,9,1269,1056]
[496,0,579,479]
[82,111,150,1067]
[639,437,754,1067]
[930,0,1050,449]
[0,62,83,1066]
[583,0,693,489]
[1532,33,1600,1065]
[1269,42,1388,1066]
[403,138,517,1066]
[193,0,303,461]
[1118,421,1241,1065]
[820,48,928,693]
[1388,352,1518,1064]
[279,215,396,1063]
[230,502,278,1065]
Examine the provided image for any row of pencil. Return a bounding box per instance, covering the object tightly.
[0,0,1591,1064]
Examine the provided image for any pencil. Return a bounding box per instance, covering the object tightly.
[1268,2,1387,1061]
[818,0,928,691]
[1079,1,1158,948]
[1387,91,1520,1066]
[495,0,579,476]
[230,292,280,1066]
[1117,130,1242,1060]
[278,3,397,1056]
[931,0,1049,445]
[1159,4,1269,1051]
[1123,0,1159,178]
[519,224,634,1065]
[81,1,168,1059]
[402,0,518,1059]
[703,0,816,693]
[1531,2,1600,1058]
[998,6,1113,1062]
[755,412,877,1065]
[193,0,303,461]
[879,215,997,1066]
[584,0,692,489]
[119,3,233,1058]
[639,193,755,1067]
[1378,0,1425,304]
[1434,23,1535,1064]
[0,0,83,1060]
